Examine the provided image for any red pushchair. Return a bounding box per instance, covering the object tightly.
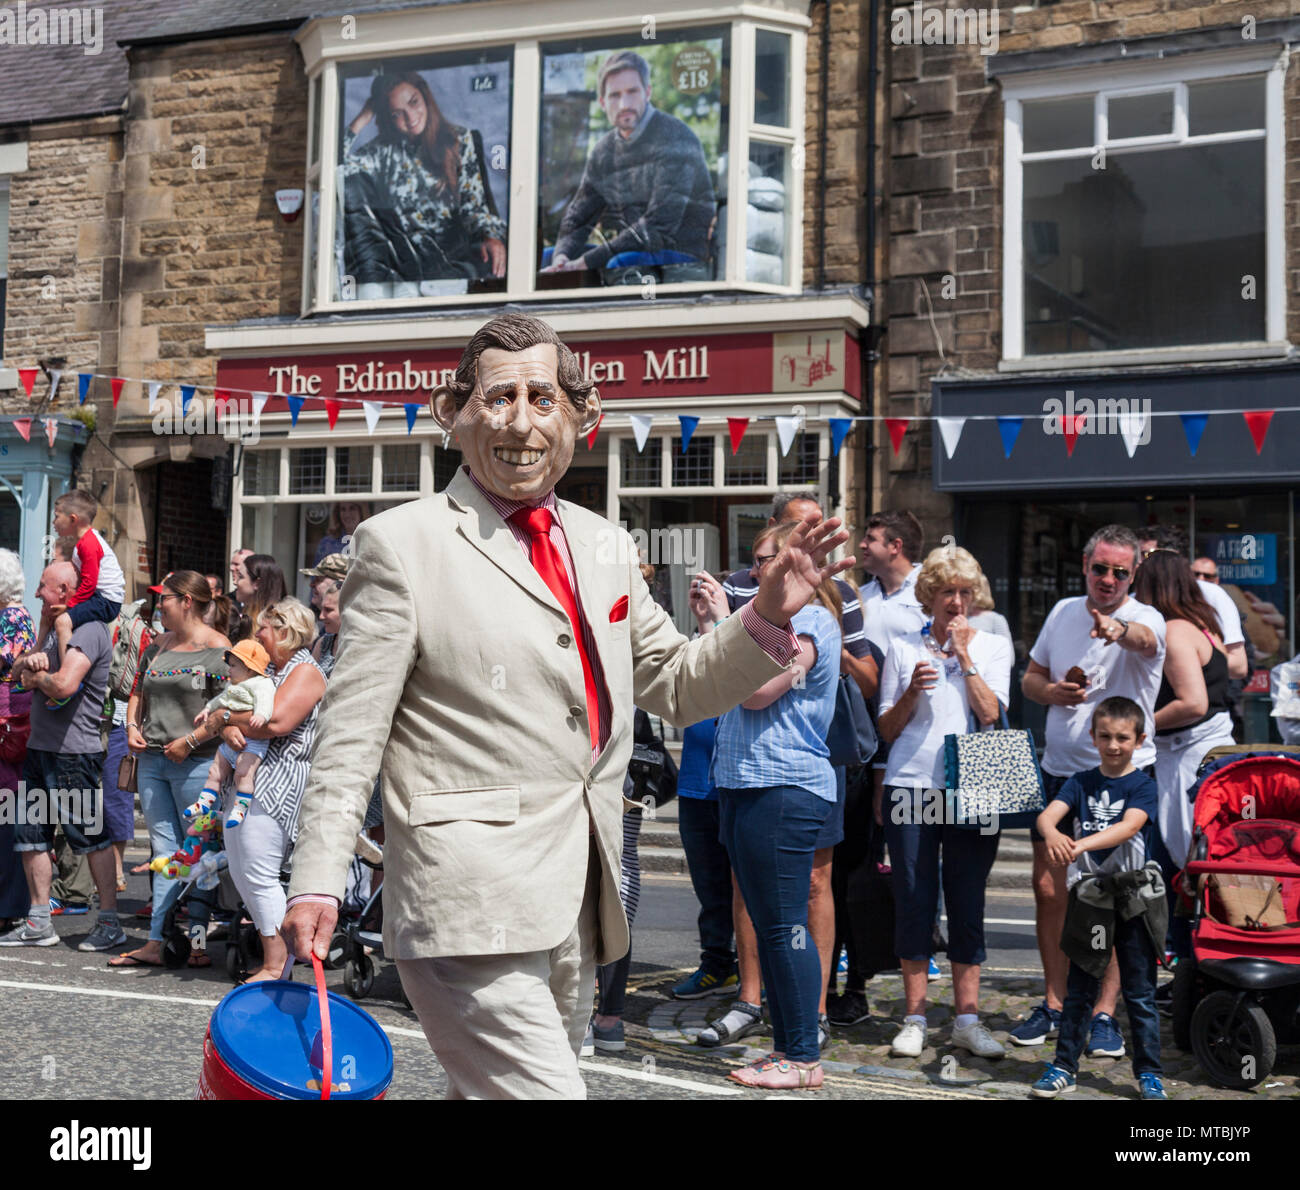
[1170,747,1300,1088]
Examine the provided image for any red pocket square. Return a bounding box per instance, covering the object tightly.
[609,595,629,623]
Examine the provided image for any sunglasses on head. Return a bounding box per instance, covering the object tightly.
[1089,562,1131,582]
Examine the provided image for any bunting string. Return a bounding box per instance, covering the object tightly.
[2,366,1289,460]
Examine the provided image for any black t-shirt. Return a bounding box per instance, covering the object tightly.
[1053,766,1158,887]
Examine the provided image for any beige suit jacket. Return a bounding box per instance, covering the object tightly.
[288,470,786,964]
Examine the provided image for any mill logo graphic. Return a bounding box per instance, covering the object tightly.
[1087,789,1125,828]
[779,335,836,388]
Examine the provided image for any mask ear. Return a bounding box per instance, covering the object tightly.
[577,388,602,437]
[430,386,458,435]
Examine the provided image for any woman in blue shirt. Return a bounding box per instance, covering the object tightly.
[703,521,842,1090]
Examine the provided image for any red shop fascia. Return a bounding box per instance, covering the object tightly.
[214,328,862,410]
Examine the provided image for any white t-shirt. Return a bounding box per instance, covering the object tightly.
[1199,579,1244,647]
[879,628,1014,789]
[1029,595,1167,777]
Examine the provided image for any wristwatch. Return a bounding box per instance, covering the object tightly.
[220,709,232,724]
[961,664,979,677]
[1113,617,1130,639]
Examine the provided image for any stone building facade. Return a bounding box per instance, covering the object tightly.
[0,0,877,606]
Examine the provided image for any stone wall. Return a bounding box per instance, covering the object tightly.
[878,0,1300,552]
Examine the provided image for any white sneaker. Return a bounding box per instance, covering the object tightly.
[950,1019,1006,1059]
[891,1019,927,1057]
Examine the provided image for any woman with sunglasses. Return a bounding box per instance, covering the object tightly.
[111,571,230,968]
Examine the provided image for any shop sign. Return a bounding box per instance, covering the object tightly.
[216,330,861,409]
[1205,533,1277,585]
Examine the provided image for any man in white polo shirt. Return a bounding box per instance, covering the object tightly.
[858,511,926,829]
[1016,524,1166,1059]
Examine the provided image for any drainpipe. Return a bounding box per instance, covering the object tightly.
[815,0,829,290]
[863,0,881,519]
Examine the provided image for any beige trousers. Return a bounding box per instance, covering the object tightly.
[395,842,601,1100]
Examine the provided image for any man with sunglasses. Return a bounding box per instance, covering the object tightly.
[1014,525,1166,1057]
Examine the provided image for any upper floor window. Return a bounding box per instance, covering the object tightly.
[1002,54,1284,364]
[301,5,804,313]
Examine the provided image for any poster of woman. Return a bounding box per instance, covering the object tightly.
[339,51,512,299]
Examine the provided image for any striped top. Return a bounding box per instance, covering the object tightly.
[252,648,326,848]
[711,604,841,803]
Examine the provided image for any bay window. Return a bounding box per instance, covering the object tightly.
[298,1,806,312]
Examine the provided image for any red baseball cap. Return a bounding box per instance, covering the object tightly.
[148,571,175,594]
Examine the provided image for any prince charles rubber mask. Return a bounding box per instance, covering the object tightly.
[431,314,603,503]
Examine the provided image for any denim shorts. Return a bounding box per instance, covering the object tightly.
[12,748,110,854]
[814,766,847,850]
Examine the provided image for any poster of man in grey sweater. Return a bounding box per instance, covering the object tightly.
[541,50,717,278]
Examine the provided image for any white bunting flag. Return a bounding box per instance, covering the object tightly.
[363,401,382,434]
[1119,409,1148,459]
[48,370,62,402]
[251,392,269,423]
[630,413,654,452]
[147,381,162,412]
[936,416,967,460]
[775,415,800,457]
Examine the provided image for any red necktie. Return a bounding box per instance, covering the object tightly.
[509,507,602,751]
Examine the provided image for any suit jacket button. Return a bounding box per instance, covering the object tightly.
[569,705,584,718]
[557,633,572,647]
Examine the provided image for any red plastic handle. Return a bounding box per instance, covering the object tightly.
[312,952,332,1101]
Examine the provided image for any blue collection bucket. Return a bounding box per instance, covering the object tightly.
[198,953,393,1100]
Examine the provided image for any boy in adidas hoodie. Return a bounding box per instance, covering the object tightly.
[1032,695,1165,1100]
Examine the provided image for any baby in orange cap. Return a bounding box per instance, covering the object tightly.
[182,639,277,829]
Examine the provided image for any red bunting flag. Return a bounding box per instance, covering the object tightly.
[1064,414,1089,457]
[586,413,604,450]
[12,418,31,442]
[727,417,750,454]
[110,377,124,408]
[1243,410,1273,455]
[43,417,57,448]
[324,399,341,430]
[213,388,232,414]
[884,418,910,455]
[17,368,37,397]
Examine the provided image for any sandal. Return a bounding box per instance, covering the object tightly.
[696,1001,764,1048]
[108,950,163,968]
[187,953,212,968]
[728,1058,823,1090]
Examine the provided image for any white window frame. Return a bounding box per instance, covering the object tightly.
[297,0,808,315]
[1000,46,1287,371]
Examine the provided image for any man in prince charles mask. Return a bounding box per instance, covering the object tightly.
[284,313,853,1098]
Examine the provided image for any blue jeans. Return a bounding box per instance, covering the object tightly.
[138,751,214,942]
[1055,914,1162,1078]
[718,784,830,1062]
[678,795,736,976]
